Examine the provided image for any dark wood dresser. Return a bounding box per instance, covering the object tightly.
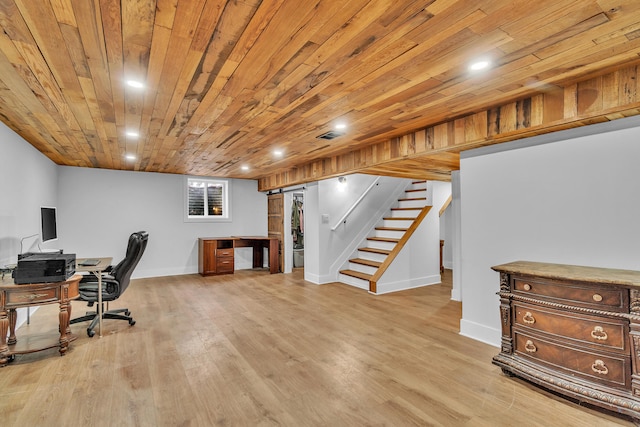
[492,261,640,423]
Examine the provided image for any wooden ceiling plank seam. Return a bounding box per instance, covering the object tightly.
[49,0,77,26]
[297,8,490,121]
[14,0,89,110]
[267,0,400,110]
[0,81,69,162]
[387,41,640,132]
[154,0,178,30]
[0,42,95,162]
[166,1,262,139]
[151,0,212,136]
[257,65,640,190]
[0,2,87,140]
[120,2,155,170]
[176,0,296,145]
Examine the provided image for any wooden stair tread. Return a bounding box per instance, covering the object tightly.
[367,236,399,243]
[383,217,416,221]
[405,188,426,193]
[358,247,391,255]
[398,197,426,201]
[375,226,408,231]
[391,207,422,211]
[349,258,381,268]
[412,180,426,184]
[339,269,372,281]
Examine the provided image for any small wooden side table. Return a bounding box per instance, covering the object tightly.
[0,274,81,366]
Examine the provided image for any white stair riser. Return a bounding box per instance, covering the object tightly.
[339,274,369,290]
[383,219,413,228]
[398,199,426,209]
[390,209,420,218]
[358,251,387,263]
[375,229,406,239]
[367,240,396,251]
[349,263,378,275]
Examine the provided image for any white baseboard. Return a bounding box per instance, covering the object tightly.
[373,274,440,295]
[339,274,369,290]
[459,318,501,348]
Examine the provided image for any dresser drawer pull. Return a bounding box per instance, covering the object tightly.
[523,283,531,291]
[591,359,609,375]
[590,326,608,341]
[524,340,537,353]
[522,312,536,324]
[592,293,603,302]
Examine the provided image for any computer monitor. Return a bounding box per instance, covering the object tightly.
[41,206,57,243]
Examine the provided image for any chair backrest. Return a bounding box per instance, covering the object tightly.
[110,231,148,295]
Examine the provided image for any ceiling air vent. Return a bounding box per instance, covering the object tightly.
[316,130,345,140]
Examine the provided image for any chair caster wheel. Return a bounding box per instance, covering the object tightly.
[87,329,95,337]
[129,319,136,326]
[125,311,131,316]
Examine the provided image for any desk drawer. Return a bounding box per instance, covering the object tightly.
[216,257,234,273]
[514,331,631,390]
[6,287,58,306]
[216,248,234,257]
[514,302,627,352]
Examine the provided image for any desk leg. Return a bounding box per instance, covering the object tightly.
[58,299,71,356]
[96,271,103,337]
[0,308,8,366]
[7,308,17,345]
[269,239,279,274]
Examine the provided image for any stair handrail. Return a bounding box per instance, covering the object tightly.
[331,177,381,231]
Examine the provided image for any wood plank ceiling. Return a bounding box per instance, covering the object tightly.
[1,0,640,191]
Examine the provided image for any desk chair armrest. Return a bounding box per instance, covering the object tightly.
[78,277,120,300]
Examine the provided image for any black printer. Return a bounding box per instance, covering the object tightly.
[13,252,76,284]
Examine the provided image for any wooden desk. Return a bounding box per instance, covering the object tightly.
[198,236,279,276]
[0,274,81,367]
[76,257,112,337]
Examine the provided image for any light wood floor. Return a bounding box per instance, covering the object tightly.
[0,269,634,426]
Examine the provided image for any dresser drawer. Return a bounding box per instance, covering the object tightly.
[514,331,631,390]
[513,277,627,312]
[514,302,627,352]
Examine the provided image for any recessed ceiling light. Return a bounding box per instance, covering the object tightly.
[335,123,347,130]
[469,60,491,71]
[126,131,139,138]
[273,150,283,157]
[126,80,145,89]
[241,165,249,171]
[125,154,137,161]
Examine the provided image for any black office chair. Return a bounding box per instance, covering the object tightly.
[71,231,148,337]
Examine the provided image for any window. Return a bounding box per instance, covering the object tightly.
[185,177,230,221]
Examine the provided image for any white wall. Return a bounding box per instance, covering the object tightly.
[0,123,59,265]
[305,174,409,284]
[57,166,267,278]
[440,200,453,269]
[459,117,640,347]
[303,183,320,283]
[377,181,450,293]
[0,122,59,327]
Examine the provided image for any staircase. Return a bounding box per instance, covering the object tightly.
[339,181,431,293]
